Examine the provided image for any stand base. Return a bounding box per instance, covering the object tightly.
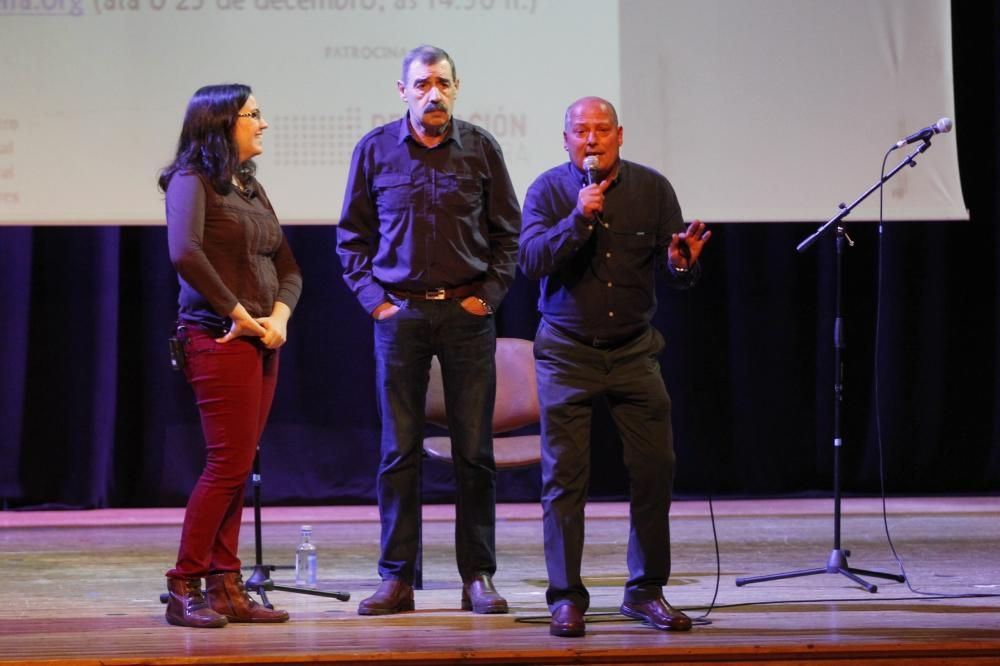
[245,564,350,607]
[735,549,905,593]
[158,565,351,606]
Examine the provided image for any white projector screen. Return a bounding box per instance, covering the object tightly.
[0,0,965,225]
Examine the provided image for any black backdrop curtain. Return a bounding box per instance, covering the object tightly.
[2,2,997,510]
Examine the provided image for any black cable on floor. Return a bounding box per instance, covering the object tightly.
[870,148,1000,600]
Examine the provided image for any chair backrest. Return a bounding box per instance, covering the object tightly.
[425,337,538,434]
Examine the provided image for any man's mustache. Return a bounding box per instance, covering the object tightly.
[424,102,447,113]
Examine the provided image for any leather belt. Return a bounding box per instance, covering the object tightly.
[549,322,647,350]
[387,283,481,301]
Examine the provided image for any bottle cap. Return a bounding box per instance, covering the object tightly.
[301,524,312,532]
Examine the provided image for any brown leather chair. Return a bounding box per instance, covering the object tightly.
[416,337,541,588]
[423,337,541,469]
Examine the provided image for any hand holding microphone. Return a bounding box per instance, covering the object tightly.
[577,155,610,221]
[584,154,601,186]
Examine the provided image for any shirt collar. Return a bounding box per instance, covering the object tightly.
[397,113,463,149]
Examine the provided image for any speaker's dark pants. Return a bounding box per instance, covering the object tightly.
[535,321,676,612]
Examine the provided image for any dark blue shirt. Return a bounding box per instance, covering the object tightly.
[519,160,698,342]
[337,115,521,314]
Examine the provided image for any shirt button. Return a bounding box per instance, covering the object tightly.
[607,282,613,287]
[608,311,615,317]
[605,252,612,258]
[587,225,593,231]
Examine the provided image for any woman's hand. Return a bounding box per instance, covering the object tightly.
[215,303,268,343]
[256,301,292,349]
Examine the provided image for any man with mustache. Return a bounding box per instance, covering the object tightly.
[337,44,521,616]
[519,96,710,638]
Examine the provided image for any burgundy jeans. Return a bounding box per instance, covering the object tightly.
[167,327,279,579]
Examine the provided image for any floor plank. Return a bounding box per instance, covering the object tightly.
[0,497,998,665]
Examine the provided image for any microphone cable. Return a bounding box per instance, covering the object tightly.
[873,147,1000,600]
[686,490,721,626]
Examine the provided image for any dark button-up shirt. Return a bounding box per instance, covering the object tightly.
[166,172,302,331]
[336,115,521,314]
[519,160,698,342]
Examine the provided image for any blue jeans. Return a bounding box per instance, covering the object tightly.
[373,297,498,584]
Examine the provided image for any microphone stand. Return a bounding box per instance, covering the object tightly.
[244,447,351,606]
[735,140,933,592]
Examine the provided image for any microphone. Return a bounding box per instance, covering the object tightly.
[581,155,603,224]
[894,117,953,148]
[583,155,600,186]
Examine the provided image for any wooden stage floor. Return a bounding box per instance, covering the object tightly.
[1,497,999,665]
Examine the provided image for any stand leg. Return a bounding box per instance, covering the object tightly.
[243,448,350,603]
[736,548,904,593]
[245,564,276,608]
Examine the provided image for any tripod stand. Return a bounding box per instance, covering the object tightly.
[735,140,936,593]
[243,447,350,607]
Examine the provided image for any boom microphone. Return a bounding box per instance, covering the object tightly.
[894,117,953,148]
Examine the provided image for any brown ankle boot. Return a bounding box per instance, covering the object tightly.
[205,571,289,623]
[165,577,228,628]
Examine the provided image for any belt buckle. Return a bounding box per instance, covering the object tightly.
[424,288,448,300]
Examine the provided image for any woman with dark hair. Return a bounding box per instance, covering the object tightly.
[160,83,301,628]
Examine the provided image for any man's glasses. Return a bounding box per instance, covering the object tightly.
[237,109,263,121]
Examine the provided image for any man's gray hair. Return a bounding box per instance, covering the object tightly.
[401,45,457,84]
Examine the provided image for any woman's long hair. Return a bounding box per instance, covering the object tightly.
[158,83,256,194]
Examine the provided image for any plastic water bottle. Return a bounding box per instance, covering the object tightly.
[295,525,317,588]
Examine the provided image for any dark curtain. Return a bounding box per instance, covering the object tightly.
[2,2,997,509]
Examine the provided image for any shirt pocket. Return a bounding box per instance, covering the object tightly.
[610,226,657,249]
[608,225,658,267]
[437,173,483,214]
[372,172,413,215]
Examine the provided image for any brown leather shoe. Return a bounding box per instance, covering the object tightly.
[620,597,692,631]
[205,571,289,623]
[461,573,509,614]
[165,577,228,628]
[357,579,415,615]
[550,603,585,637]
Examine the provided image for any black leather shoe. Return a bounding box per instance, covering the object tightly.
[620,598,692,631]
[550,603,585,637]
[461,573,509,614]
[357,579,414,616]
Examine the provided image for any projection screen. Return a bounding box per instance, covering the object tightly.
[0,0,966,224]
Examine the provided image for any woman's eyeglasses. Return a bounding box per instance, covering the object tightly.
[237,109,263,121]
